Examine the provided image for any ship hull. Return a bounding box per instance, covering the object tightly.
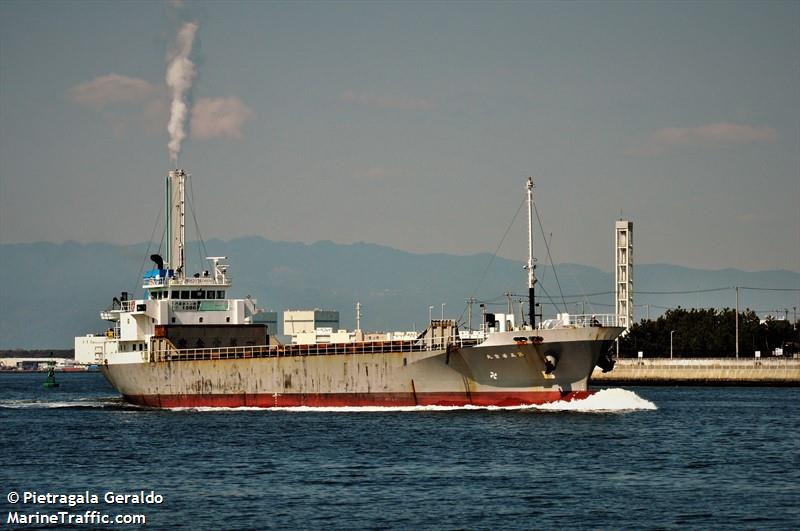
[118,390,593,408]
[101,329,620,408]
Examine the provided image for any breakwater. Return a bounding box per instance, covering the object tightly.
[592,358,800,385]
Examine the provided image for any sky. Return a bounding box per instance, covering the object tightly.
[1,0,798,273]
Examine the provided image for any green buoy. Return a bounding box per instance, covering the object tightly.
[43,362,59,389]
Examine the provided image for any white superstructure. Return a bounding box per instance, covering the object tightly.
[74,169,272,364]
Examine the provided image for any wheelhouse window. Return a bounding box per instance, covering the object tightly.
[180,291,190,300]
[171,291,179,299]
[207,291,216,300]
[217,290,225,299]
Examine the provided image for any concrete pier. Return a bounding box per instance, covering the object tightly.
[591,358,800,386]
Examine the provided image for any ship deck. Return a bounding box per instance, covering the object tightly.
[149,338,480,363]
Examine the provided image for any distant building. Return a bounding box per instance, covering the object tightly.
[283,309,340,336]
[0,358,77,370]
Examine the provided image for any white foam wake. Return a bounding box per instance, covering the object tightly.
[170,389,656,413]
[534,388,657,412]
[0,397,135,409]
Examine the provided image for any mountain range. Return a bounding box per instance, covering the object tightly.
[1,237,797,348]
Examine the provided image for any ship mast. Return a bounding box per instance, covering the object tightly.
[526,177,536,329]
[166,169,187,277]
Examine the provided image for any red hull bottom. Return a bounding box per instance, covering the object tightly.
[123,390,594,409]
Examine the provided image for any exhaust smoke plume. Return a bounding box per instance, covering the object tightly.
[166,21,198,166]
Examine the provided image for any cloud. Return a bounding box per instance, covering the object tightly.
[632,122,778,155]
[69,74,166,137]
[69,74,158,109]
[70,75,254,142]
[189,97,255,140]
[341,89,433,110]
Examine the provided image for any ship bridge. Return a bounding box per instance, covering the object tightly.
[75,169,279,366]
[143,256,232,294]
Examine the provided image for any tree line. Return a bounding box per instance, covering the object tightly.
[619,308,798,358]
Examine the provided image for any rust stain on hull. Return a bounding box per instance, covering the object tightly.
[101,338,610,408]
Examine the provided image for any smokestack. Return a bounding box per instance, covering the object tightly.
[150,254,164,270]
[166,21,198,166]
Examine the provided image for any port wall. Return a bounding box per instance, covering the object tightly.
[592,358,800,385]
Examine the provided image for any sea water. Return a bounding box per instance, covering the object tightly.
[1,372,797,530]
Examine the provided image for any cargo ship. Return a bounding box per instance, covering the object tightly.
[76,169,621,408]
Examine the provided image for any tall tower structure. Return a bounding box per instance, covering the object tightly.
[166,169,187,276]
[615,220,634,330]
[525,177,537,328]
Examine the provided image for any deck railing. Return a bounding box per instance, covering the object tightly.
[538,313,620,329]
[148,315,623,363]
[153,339,433,363]
[144,276,231,288]
[143,278,168,288]
[612,357,800,368]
